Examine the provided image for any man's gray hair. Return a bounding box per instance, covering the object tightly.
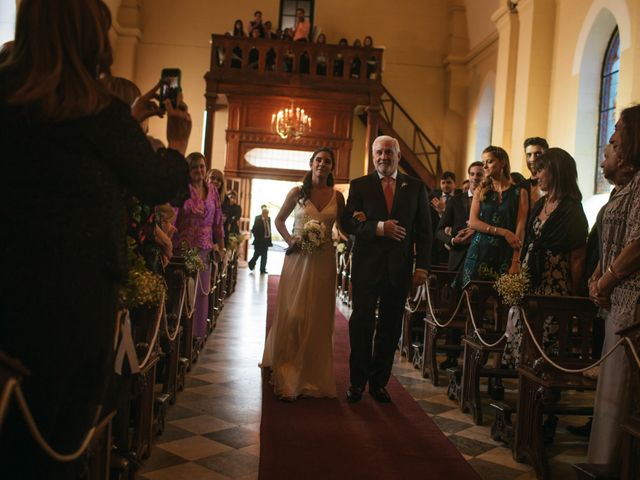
[372,135,400,153]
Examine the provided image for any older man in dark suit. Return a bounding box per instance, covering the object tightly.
[248,204,272,274]
[342,135,432,403]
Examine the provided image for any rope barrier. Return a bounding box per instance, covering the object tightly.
[0,376,16,428]
[135,293,165,371]
[0,376,99,462]
[464,291,508,348]
[404,284,425,314]
[163,279,185,342]
[520,307,640,372]
[197,266,212,296]
[424,279,466,328]
[183,274,199,319]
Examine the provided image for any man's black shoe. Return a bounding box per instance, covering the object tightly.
[369,386,392,403]
[346,386,363,403]
[260,270,268,274]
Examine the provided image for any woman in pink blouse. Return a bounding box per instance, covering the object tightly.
[173,152,224,343]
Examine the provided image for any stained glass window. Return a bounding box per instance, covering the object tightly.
[595,28,620,194]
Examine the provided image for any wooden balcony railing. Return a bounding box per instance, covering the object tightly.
[209,34,384,84]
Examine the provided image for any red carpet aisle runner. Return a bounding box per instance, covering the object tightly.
[259,276,480,480]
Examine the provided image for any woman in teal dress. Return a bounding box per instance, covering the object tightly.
[457,146,529,288]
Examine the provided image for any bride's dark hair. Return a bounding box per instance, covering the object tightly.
[298,147,335,204]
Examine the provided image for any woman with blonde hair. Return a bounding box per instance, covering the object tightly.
[173,153,224,347]
[0,1,191,477]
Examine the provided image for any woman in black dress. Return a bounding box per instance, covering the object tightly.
[0,1,191,477]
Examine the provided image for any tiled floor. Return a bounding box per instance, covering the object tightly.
[141,250,591,479]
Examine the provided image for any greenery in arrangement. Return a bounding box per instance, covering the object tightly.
[121,237,167,309]
[181,242,205,275]
[227,232,248,251]
[494,268,530,307]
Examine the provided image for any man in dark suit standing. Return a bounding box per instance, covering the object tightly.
[435,161,484,369]
[342,135,432,403]
[248,204,272,274]
[436,161,484,272]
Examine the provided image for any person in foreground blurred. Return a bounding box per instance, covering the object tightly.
[0,1,191,478]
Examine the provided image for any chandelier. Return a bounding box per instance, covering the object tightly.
[271,103,311,139]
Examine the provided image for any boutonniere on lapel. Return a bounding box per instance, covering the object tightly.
[400,182,409,188]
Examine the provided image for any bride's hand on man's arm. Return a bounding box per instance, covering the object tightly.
[352,211,367,222]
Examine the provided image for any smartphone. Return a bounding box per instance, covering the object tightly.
[159,68,181,109]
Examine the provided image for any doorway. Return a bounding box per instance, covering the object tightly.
[247,178,300,274]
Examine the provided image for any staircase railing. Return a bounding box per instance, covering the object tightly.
[379,85,441,180]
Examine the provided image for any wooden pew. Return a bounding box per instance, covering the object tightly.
[338,249,353,307]
[458,281,515,424]
[158,266,185,405]
[400,281,426,366]
[226,249,238,296]
[513,295,598,480]
[572,316,640,480]
[618,318,640,479]
[166,258,196,371]
[422,269,466,386]
[127,303,163,462]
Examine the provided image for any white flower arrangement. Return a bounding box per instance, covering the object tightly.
[336,241,347,254]
[301,219,327,254]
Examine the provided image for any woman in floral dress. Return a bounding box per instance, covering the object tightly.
[502,148,588,368]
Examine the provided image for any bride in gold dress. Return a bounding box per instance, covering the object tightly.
[261,147,345,401]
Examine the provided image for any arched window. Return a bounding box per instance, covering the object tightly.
[595,27,620,194]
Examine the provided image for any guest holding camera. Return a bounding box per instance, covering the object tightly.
[0,1,191,477]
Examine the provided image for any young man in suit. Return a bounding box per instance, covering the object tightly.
[522,136,548,208]
[342,135,432,403]
[436,161,484,272]
[248,204,272,274]
[435,161,484,369]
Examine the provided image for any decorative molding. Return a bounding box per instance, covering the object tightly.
[112,21,142,41]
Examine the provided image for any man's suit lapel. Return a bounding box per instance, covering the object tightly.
[390,172,407,216]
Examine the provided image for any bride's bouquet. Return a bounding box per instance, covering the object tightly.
[300,219,326,254]
[286,219,327,255]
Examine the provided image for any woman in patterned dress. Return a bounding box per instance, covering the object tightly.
[588,104,640,464]
[502,148,588,368]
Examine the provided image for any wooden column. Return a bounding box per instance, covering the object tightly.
[365,105,381,174]
[203,93,218,168]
